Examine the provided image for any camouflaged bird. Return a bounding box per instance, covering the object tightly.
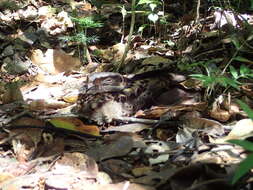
[76,71,186,124]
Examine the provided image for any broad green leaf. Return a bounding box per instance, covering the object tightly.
[228,139,253,152]
[217,77,228,87]
[240,65,251,76]
[190,74,215,87]
[233,56,253,64]
[221,77,239,89]
[246,73,253,78]
[237,100,253,119]
[229,65,238,79]
[231,153,253,184]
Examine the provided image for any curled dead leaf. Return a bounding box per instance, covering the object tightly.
[209,108,231,122]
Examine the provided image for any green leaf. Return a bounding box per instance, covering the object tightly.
[71,17,103,28]
[250,0,253,9]
[217,77,228,87]
[138,0,154,5]
[229,65,238,79]
[190,74,215,87]
[190,74,208,79]
[246,73,253,78]
[237,100,253,120]
[228,139,253,152]
[49,118,76,131]
[233,56,253,64]
[240,65,251,76]
[231,153,253,184]
[231,37,241,50]
[138,0,160,5]
[221,77,239,89]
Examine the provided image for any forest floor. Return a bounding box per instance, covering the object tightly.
[0,0,253,189]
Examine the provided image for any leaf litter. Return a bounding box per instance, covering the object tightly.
[0,0,253,189]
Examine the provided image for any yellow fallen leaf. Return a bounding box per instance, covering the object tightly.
[49,117,100,136]
[62,94,78,103]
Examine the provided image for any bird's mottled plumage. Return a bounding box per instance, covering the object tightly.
[77,71,185,124]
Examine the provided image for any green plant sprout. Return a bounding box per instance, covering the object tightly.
[190,63,236,97]
[61,16,103,63]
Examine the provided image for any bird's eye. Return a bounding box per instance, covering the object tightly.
[103,78,114,84]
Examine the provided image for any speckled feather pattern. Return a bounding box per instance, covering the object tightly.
[77,72,177,124]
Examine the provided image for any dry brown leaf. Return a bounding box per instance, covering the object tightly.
[102,123,150,133]
[30,49,81,74]
[0,173,14,186]
[87,135,133,161]
[136,103,207,119]
[10,128,43,162]
[209,108,231,122]
[28,99,69,111]
[215,119,253,143]
[7,117,45,161]
[135,107,170,118]
[2,83,24,104]
[38,136,65,157]
[191,145,243,164]
[54,152,98,177]
[11,117,46,127]
[132,167,153,177]
[241,84,253,97]
[100,159,132,177]
[180,78,202,90]
[156,128,174,141]
[183,117,224,135]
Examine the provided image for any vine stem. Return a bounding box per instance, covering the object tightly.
[222,40,247,74]
[117,0,136,72]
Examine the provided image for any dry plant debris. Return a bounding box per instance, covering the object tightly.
[0,0,253,189]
